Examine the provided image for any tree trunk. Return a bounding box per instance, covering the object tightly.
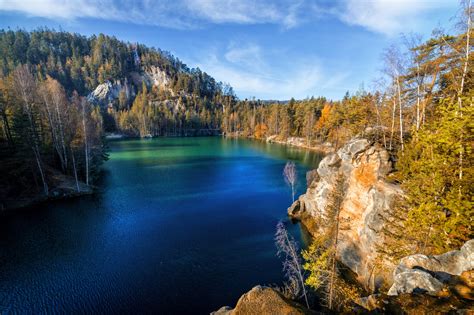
[457,0,471,189]
[416,62,421,131]
[81,100,90,186]
[1,110,13,146]
[284,231,309,309]
[71,147,80,193]
[396,76,404,152]
[389,96,397,151]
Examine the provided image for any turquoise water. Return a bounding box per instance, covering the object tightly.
[0,137,323,314]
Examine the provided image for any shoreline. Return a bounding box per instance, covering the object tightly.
[225,133,334,154]
[3,135,329,212]
[107,132,334,155]
[1,174,95,214]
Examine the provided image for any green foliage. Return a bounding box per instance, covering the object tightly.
[302,235,332,290]
[397,95,474,254]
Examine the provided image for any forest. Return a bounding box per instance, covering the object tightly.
[0,29,234,205]
[0,3,472,261]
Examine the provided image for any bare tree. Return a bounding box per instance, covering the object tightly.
[403,33,425,131]
[275,221,309,308]
[383,45,406,152]
[13,65,49,195]
[283,161,297,202]
[456,0,472,187]
[79,96,90,186]
[39,77,69,172]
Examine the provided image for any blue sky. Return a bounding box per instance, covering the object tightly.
[0,0,460,100]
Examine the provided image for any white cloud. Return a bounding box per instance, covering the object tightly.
[184,0,282,25]
[0,0,456,33]
[197,43,347,100]
[0,0,305,29]
[339,0,456,36]
[0,0,101,20]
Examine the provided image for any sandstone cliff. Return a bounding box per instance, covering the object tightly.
[288,138,402,290]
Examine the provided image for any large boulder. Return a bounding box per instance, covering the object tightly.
[211,286,313,315]
[397,239,474,277]
[288,138,402,290]
[388,239,474,296]
[388,268,444,296]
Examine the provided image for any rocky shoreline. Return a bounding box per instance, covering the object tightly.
[0,172,94,213]
[224,133,335,154]
[212,137,474,314]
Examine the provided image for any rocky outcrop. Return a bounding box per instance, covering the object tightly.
[288,138,402,289]
[142,65,171,89]
[211,286,313,315]
[87,79,134,107]
[87,66,172,107]
[265,136,334,154]
[388,239,474,296]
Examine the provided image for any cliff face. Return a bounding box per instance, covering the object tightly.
[288,138,402,289]
[87,66,172,107]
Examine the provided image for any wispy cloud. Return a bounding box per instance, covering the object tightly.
[184,0,281,25]
[336,0,456,36]
[0,0,456,33]
[196,42,348,100]
[0,0,306,29]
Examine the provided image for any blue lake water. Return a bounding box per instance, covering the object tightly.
[0,137,323,314]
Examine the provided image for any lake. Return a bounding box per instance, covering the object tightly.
[0,137,323,314]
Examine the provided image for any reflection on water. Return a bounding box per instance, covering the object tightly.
[0,137,323,314]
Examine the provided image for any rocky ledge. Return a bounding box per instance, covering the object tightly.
[266,136,334,154]
[288,137,401,289]
[388,239,474,298]
[211,286,314,315]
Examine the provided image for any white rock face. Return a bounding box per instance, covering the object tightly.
[87,66,171,106]
[289,138,402,289]
[388,269,444,296]
[143,66,170,88]
[398,240,474,276]
[388,239,474,296]
[87,80,131,106]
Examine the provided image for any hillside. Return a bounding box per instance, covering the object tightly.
[0,29,235,137]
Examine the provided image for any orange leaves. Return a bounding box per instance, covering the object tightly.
[315,103,332,131]
[254,123,268,139]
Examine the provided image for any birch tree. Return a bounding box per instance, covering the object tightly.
[384,45,406,151]
[13,65,49,195]
[275,221,309,308]
[283,161,297,203]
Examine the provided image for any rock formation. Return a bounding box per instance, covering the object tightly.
[211,286,314,315]
[288,138,402,289]
[388,239,474,297]
[87,66,172,107]
[142,65,171,88]
[87,79,134,107]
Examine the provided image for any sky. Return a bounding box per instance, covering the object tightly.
[0,0,460,100]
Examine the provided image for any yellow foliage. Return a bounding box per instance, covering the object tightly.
[254,123,268,139]
[315,103,332,130]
